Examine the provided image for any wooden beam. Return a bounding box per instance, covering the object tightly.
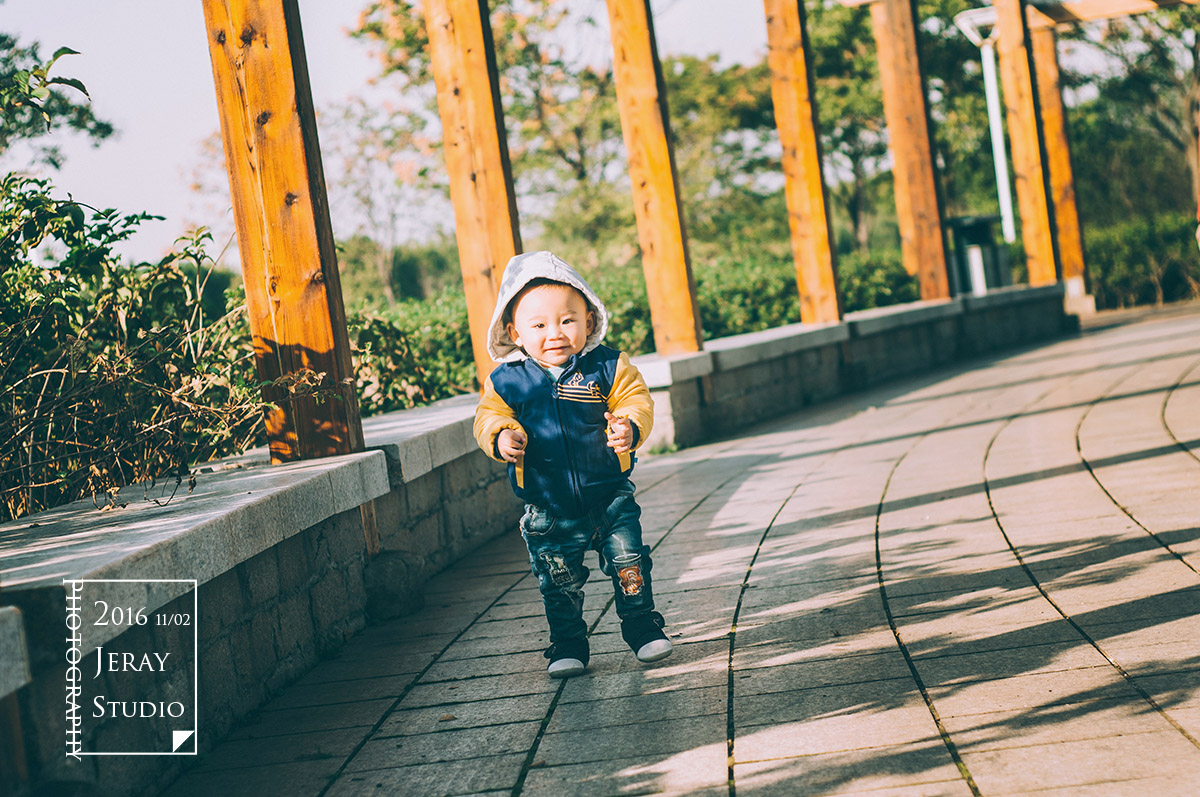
[995,0,1060,286]
[870,0,951,300]
[605,0,703,355]
[1031,28,1085,289]
[202,0,363,462]
[425,0,522,382]
[1028,0,1199,28]
[764,0,842,324]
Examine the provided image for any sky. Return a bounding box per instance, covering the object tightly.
[4,0,770,264]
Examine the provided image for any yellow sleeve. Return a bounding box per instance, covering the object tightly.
[474,374,525,462]
[606,352,654,451]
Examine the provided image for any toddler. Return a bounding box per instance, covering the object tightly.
[474,251,672,678]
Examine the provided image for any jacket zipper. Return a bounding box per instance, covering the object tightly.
[550,361,585,516]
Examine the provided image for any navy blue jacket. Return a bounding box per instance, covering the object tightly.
[474,345,655,519]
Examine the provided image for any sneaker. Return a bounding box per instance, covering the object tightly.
[621,611,673,663]
[544,637,589,678]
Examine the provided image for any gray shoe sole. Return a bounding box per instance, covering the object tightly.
[547,657,586,678]
[636,638,673,663]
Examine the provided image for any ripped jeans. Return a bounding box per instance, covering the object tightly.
[520,480,655,643]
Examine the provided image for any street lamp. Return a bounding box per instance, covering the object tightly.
[954,6,1017,244]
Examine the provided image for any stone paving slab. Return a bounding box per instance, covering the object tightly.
[326,753,525,796]
[731,677,923,729]
[224,697,394,740]
[937,697,1176,752]
[377,693,550,737]
[960,731,1200,793]
[734,706,941,760]
[546,684,726,733]
[519,752,729,796]
[537,712,727,764]
[165,306,1200,796]
[187,726,366,773]
[732,741,964,794]
[344,719,540,770]
[165,760,341,797]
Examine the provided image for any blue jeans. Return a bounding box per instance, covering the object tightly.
[520,481,656,643]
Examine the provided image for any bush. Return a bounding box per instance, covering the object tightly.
[836,248,918,312]
[695,252,803,338]
[581,247,916,356]
[0,175,262,521]
[585,265,655,355]
[1083,213,1200,310]
[351,291,476,414]
[585,251,804,355]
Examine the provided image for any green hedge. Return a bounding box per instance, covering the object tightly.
[350,293,476,414]
[1083,212,1200,310]
[350,248,920,417]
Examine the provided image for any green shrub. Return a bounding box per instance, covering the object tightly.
[584,251,803,355]
[0,175,262,520]
[695,252,803,339]
[585,266,655,355]
[1083,213,1200,310]
[580,248,916,356]
[836,248,918,312]
[350,291,476,414]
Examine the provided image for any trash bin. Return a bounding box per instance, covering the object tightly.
[945,215,1010,297]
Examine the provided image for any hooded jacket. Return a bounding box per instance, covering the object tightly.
[474,251,654,518]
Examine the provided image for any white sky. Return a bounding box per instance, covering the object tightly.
[4,0,769,263]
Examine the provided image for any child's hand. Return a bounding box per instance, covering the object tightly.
[497,428,526,463]
[605,412,634,455]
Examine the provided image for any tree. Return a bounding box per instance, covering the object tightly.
[0,33,113,169]
[322,97,453,305]
[917,0,996,217]
[807,1,889,252]
[1061,10,1200,215]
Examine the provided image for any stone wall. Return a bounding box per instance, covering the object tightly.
[0,432,519,796]
[636,285,1075,449]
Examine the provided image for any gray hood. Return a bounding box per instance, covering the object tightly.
[486,251,609,363]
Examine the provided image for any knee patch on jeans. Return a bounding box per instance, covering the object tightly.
[612,553,644,597]
[540,552,583,588]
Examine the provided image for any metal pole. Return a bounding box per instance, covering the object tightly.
[981,41,1017,243]
[954,8,1017,244]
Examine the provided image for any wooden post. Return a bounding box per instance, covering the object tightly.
[1031,27,1089,303]
[202,0,363,462]
[764,0,842,323]
[869,0,951,300]
[995,0,1059,286]
[605,0,703,354]
[425,0,522,381]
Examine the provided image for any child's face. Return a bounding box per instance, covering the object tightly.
[506,283,595,367]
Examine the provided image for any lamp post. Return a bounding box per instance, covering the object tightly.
[954,7,1016,244]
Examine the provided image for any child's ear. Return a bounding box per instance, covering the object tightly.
[506,321,522,348]
[586,310,595,335]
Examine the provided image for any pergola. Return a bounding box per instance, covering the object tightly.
[197,0,1198,465]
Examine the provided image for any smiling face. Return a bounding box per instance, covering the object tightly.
[506,282,595,367]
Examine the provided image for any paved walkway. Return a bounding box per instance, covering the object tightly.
[165,304,1200,796]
